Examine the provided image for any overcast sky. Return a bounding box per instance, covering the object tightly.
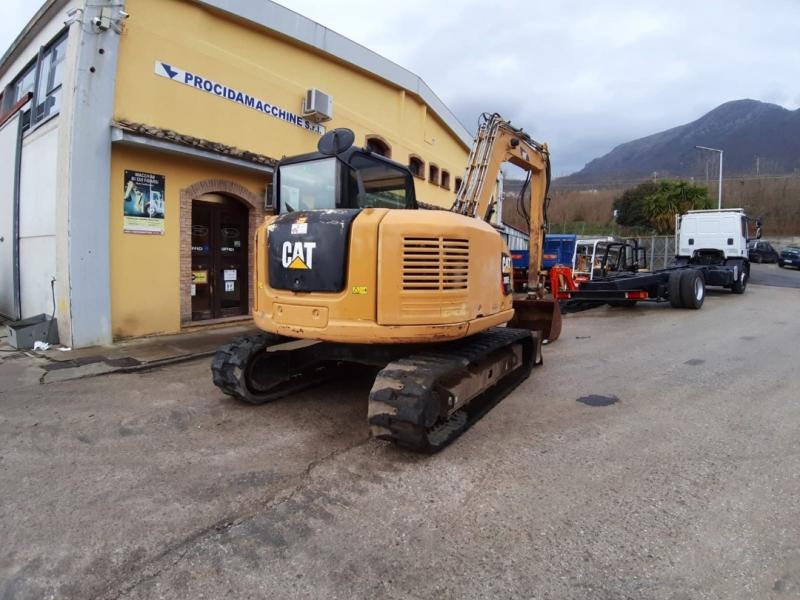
[3,1,799,175]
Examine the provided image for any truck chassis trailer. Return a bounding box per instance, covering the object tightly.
[551,240,747,310]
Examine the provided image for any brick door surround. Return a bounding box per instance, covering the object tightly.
[180,179,266,325]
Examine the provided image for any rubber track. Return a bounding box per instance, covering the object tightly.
[369,327,536,453]
[211,333,332,404]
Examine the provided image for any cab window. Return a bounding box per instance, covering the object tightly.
[278,157,337,213]
[349,153,414,209]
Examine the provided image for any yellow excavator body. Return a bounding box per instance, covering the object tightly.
[253,208,514,343]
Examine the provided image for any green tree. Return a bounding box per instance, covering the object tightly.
[614,180,712,233]
[613,181,659,228]
[644,180,713,234]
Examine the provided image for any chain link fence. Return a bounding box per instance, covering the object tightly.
[627,235,676,270]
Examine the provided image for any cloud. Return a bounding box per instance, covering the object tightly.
[3,1,797,175]
[0,1,41,61]
[280,0,800,174]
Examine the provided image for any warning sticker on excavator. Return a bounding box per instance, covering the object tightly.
[352,286,368,295]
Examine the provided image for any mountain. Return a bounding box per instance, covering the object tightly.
[562,99,800,183]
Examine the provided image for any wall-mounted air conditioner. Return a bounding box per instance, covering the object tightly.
[302,88,333,122]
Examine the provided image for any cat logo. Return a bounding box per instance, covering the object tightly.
[281,241,316,269]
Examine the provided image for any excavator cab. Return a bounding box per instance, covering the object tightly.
[274,134,417,214]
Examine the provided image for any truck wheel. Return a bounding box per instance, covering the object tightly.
[668,271,684,308]
[679,269,705,309]
[731,264,748,294]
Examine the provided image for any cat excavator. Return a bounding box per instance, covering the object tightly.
[212,113,561,452]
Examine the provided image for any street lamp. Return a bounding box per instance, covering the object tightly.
[695,145,723,209]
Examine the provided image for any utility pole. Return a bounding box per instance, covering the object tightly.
[755,155,760,177]
[695,146,723,209]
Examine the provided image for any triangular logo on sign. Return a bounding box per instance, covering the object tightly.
[161,63,178,79]
[288,256,310,269]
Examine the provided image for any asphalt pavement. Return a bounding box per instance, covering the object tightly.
[1,281,799,599]
[748,261,800,288]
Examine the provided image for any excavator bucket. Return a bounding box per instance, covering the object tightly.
[509,297,562,342]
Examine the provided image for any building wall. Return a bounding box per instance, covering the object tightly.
[0,0,78,325]
[18,117,59,318]
[109,144,267,339]
[114,0,468,208]
[0,112,21,319]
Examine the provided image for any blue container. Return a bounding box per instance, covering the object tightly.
[510,250,529,269]
[542,234,577,269]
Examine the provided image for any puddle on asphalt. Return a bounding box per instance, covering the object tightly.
[684,358,705,366]
[576,394,619,407]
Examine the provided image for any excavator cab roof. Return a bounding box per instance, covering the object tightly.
[275,140,418,214]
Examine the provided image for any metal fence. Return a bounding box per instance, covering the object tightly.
[500,228,678,270]
[502,226,529,251]
[628,235,676,270]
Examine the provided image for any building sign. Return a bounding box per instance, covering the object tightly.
[155,61,326,136]
[124,170,165,234]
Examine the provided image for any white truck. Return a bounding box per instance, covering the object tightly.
[673,208,760,294]
[551,208,761,311]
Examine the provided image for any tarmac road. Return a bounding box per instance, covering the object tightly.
[1,282,799,599]
[749,261,800,288]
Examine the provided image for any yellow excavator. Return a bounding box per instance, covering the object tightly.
[212,113,561,451]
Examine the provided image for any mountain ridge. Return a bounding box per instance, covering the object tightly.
[561,99,800,183]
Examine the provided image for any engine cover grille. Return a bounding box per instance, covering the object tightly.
[402,237,469,291]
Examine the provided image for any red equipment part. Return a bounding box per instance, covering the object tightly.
[550,265,577,299]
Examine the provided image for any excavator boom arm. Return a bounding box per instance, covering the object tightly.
[452,113,551,294]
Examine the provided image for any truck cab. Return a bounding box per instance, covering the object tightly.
[675,209,750,262]
[673,208,761,293]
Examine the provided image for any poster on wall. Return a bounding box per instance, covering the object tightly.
[123,170,165,234]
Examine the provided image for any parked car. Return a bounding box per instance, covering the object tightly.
[748,240,778,263]
[778,246,800,269]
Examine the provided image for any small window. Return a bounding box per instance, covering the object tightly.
[365,135,391,158]
[33,34,67,123]
[408,155,425,179]
[455,177,463,194]
[1,30,67,124]
[429,164,440,185]
[440,170,451,190]
[1,62,35,112]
